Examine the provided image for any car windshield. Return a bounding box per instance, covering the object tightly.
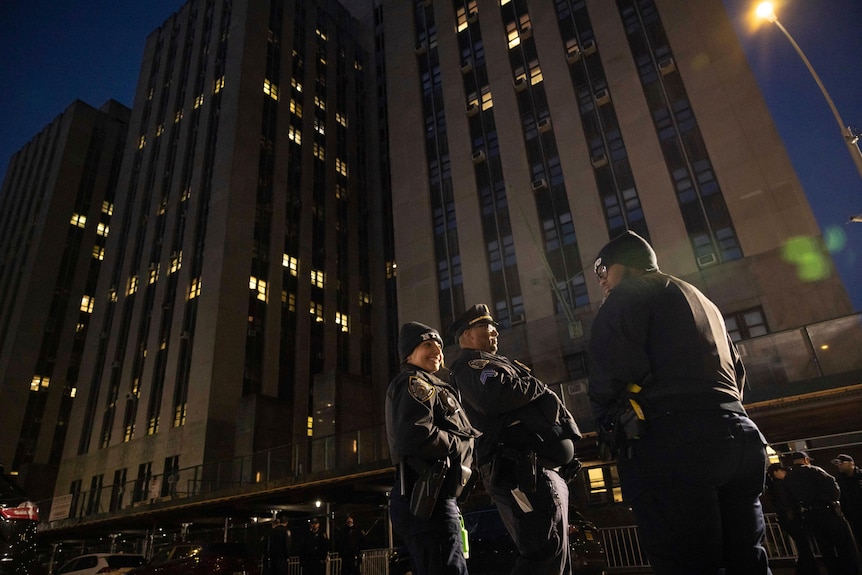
[0,474,27,500]
[106,555,144,567]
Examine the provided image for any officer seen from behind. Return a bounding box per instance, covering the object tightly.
[385,321,479,575]
[449,304,582,575]
[588,231,770,574]
[783,451,859,575]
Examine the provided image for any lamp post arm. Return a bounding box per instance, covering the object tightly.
[772,18,862,181]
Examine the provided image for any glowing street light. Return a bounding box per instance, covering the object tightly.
[755,2,862,221]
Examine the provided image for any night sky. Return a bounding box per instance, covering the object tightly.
[1,0,859,310]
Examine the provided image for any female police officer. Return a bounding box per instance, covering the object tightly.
[385,321,479,575]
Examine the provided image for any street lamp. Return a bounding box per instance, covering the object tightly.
[755,2,862,221]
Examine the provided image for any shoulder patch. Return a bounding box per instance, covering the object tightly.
[408,375,435,402]
[468,359,490,369]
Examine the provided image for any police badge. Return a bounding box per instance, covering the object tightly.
[408,375,435,401]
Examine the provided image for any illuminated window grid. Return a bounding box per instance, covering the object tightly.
[148,264,159,285]
[290,98,303,117]
[80,295,95,313]
[97,223,110,237]
[127,276,139,296]
[336,112,348,127]
[335,311,349,333]
[359,291,371,306]
[336,158,348,176]
[138,135,147,149]
[70,214,87,228]
[310,301,324,322]
[283,254,299,276]
[263,78,278,100]
[386,261,397,279]
[291,77,303,93]
[123,424,134,443]
[315,95,326,111]
[148,416,159,436]
[194,94,204,109]
[175,109,183,123]
[214,76,225,94]
[249,276,268,302]
[92,246,105,260]
[314,143,325,160]
[102,201,114,215]
[170,252,182,274]
[310,269,325,288]
[282,290,296,312]
[188,277,202,299]
[288,126,302,144]
[30,376,50,391]
[174,403,186,427]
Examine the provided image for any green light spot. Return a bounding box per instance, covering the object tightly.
[781,236,830,282]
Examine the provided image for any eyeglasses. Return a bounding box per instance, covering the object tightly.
[595,264,609,280]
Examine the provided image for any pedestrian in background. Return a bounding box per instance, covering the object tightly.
[832,454,862,550]
[385,321,479,575]
[336,514,365,575]
[299,517,329,575]
[766,463,818,575]
[262,511,292,575]
[588,230,771,574]
[783,451,859,575]
[450,304,582,575]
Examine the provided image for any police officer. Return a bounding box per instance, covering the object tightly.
[766,463,818,575]
[588,231,770,574]
[449,304,582,575]
[385,321,479,575]
[832,454,862,550]
[783,451,860,575]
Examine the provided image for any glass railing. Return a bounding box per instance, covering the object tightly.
[41,312,862,529]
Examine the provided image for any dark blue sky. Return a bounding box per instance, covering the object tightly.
[1,0,860,310]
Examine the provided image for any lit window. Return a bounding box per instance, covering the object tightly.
[283,254,299,275]
[214,75,225,93]
[500,0,511,4]
[175,109,184,123]
[174,403,186,427]
[283,291,296,312]
[359,291,371,306]
[102,201,114,215]
[314,118,325,135]
[288,126,302,144]
[76,322,85,333]
[386,260,397,279]
[311,269,325,288]
[290,98,303,117]
[127,276,139,295]
[30,376,50,391]
[530,65,543,85]
[138,135,147,149]
[307,416,314,437]
[80,295,95,313]
[70,387,77,398]
[263,78,279,100]
[353,59,363,71]
[181,187,191,201]
[188,277,202,299]
[170,252,182,274]
[97,223,110,237]
[92,246,105,260]
[314,142,325,160]
[315,95,326,111]
[335,311,349,333]
[291,77,303,92]
[336,112,348,127]
[249,276,268,301]
[148,264,159,285]
[123,425,133,443]
[194,94,204,109]
[147,417,159,436]
[336,158,348,176]
[507,24,521,49]
[456,3,476,32]
[71,214,87,228]
[316,28,327,40]
[336,184,347,199]
[310,301,324,322]
[156,124,164,137]
[109,287,118,302]
[481,90,493,110]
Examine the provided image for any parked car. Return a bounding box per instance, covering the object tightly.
[126,542,258,575]
[0,465,39,575]
[54,553,144,575]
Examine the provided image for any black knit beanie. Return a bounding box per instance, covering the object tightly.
[594,230,659,273]
[398,322,443,359]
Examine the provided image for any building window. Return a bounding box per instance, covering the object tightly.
[127,276,139,295]
[263,78,278,100]
[148,265,159,285]
[194,94,204,109]
[101,201,114,215]
[290,98,303,117]
[214,76,225,94]
[30,376,50,391]
[170,252,182,274]
[93,246,105,260]
[564,352,589,380]
[725,307,769,343]
[249,276,267,301]
[283,254,299,275]
[70,214,87,228]
[188,278,202,299]
[97,223,110,237]
[310,301,324,322]
[386,261,397,279]
[80,295,95,313]
[173,403,186,427]
[335,311,349,333]
[311,269,325,288]
[288,126,302,144]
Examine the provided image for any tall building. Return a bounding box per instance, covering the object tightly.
[385,0,853,428]
[26,0,861,547]
[50,0,395,513]
[0,99,130,500]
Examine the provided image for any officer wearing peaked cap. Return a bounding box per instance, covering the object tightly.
[385,321,479,575]
[449,305,582,575]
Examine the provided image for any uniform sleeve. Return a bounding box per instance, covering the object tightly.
[456,356,545,417]
[388,373,460,463]
[587,284,652,427]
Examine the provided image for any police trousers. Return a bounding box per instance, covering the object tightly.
[617,411,771,575]
[484,465,571,575]
[389,476,468,575]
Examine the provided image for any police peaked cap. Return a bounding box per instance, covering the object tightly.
[398,321,443,359]
[594,230,659,274]
[451,304,498,338]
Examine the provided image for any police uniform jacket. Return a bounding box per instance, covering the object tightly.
[588,272,747,430]
[450,349,580,465]
[836,467,862,516]
[385,365,478,474]
[783,464,841,508]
